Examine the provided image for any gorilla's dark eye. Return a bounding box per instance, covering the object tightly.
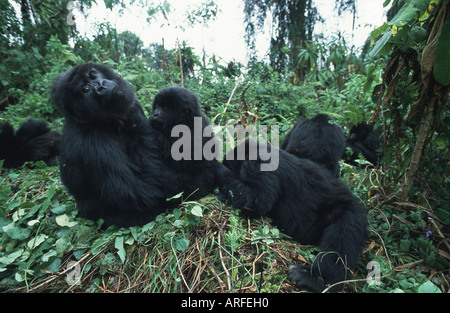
[82,85,90,93]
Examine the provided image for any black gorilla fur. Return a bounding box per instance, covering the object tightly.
[51,63,217,227]
[0,119,60,168]
[150,86,218,198]
[281,114,345,177]
[217,141,367,292]
[344,121,381,166]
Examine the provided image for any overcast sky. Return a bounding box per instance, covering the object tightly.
[75,0,389,63]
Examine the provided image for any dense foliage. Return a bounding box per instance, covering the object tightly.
[0,0,448,293]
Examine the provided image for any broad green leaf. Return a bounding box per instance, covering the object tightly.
[434,16,450,85]
[27,219,40,227]
[418,280,442,293]
[91,234,114,255]
[390,3,420,27]
[115,236,126,263]
[45,257,61,272]
[0,249,23,265]
[191,205,203,217]
[55,237,70,256]
[55,214,78,227]
[51,204,68,215]
[369,31,393,58]
[371,23,390,39]
[5,225,31,240]
[27,234,48,249]
[142,221,155,232]
[7,201,21,211]
[175,238,189,252]
[42,250,57,262]
[125,236,135,245]
[414,0,431,11]
[173,208,182,219]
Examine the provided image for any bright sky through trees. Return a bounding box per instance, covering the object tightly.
[74,0,388,63]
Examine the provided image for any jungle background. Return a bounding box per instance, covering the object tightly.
[0,0,449,293]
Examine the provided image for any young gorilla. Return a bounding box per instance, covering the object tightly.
[0,119,61,168]
[344,121,381,166]
[51,64,217,227]
[281,114,345,177]
[218,141,367,292]
[150,86,218,200]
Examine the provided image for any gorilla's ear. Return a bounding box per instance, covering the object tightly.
[51,69,73,113]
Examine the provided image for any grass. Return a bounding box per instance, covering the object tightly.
[0,161,448,293]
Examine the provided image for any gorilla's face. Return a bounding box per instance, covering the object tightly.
[347,123,371,144]
[150,86,202,131]
[51,63,136,124]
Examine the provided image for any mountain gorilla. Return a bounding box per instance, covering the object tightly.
[281,114,345,177]
[0,119,60,168]
[51,63,217,227]
[150,86,218,196]
[344,121,381,166]
[217,141,367,292]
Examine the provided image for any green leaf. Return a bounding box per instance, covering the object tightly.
[173,219,184,228]
[55,237,70,256]
[434,16,450,85]
[51,204,68,215]
[91,234,113,255]
[418,280,442,293]
[371,23,390,39]
[27,219,40,227]
[55,214,78,227]
[7,201,21,211]
[166,192,184,201]
[142,221,155,232]
[27,234,48,249]
[5,225,31,240]
[174,238,189,252]
[191,205,203,217]
[115,236,126,263]
[45,257,61,273]
[390,4,420,27]
[0,249,24,265]
[42,250,57,262]
[173,208,182,219]
[369,31,393,58]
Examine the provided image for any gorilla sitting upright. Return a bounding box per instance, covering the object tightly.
[217,141,367,292]
[281,114,345,177]
[0,119,61,168]
[51,63,217,227]
[150,86,218,200]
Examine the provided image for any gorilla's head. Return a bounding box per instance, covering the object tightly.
[51,63,136,124]
[347,122,373,144]
[150,86,202,131]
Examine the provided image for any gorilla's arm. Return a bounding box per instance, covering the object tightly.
[59,116,166,226]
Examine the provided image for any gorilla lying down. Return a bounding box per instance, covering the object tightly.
[218,141,367,292]
[0,119,60,168]
[51,63,217,227]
